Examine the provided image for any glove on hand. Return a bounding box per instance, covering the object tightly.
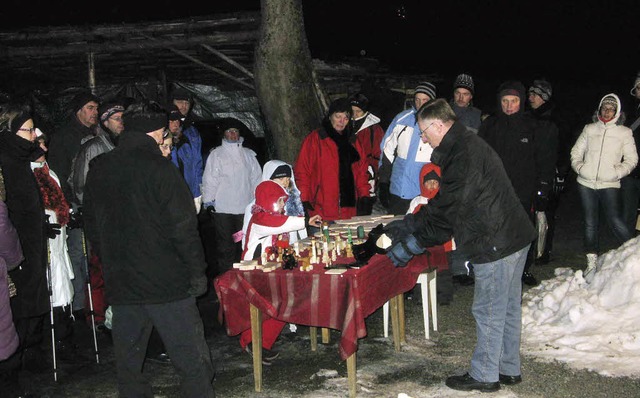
[206,206,216,218]
[188,275,208,297]
[67,210,83,230]
[386,234,425,267]
[384,213,418,245]
[44,216,61,239]
[378,183,390,210]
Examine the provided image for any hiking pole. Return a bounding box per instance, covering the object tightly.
[46,241,58,382]
[80,228,100,364]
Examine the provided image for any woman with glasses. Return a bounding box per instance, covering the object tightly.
[571,94,637,280]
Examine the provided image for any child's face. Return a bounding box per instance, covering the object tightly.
[424,179,440,191]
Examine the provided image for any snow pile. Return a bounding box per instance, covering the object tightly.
[522,237,640,378]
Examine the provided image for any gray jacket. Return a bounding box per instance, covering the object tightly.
[69,126,116,204]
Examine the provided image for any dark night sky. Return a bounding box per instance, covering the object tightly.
[2,0,638,112]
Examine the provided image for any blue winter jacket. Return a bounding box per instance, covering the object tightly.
[171,124,203,198]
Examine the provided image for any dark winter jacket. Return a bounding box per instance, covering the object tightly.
[69,126,116,204]
[83,130,207,305]
[625,99,640,178]
[0,199,22,360]
[413,122,536,264]
[294,123,370,221]
[48,115,96,203]
[479,82,557,212]
[529,100,572,180]
[0,132,49,318]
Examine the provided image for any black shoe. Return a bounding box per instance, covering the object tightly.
[499,373,522,385]
[445,373,500,392]
[452,275,474,286]
[244,345,279,366]
[147,352,171,365]
[522,271,538,286]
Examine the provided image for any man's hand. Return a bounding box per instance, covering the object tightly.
[307,214,322,228]
[386,234,425,267]
[188,275,208,298]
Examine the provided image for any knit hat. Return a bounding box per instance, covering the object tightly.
[168,105,183,122]
[99,101,125,122]
[270,164,292,179]
[498,80,525,99]
[415,82,437,100]
[327,98,352,116]
[453,74,474,95]
[528,79,553,101]
[123,103,168,134]
[349,93,369,112]
[631,72,640,95]
[71,91,100,113]
[171,87,192,101]
[600,95,618,112]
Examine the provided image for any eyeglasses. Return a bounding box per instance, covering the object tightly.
[420,122,437,135]
[110,116,123,122]
[159,144,173,151]
[18,127,36,134]
[601,107,616,113]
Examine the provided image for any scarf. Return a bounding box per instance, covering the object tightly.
[33,163,70,226]
[323,119,360,208]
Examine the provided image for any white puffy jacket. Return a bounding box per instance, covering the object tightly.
[571,93,638,190]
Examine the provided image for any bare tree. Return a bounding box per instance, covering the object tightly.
[254,0,327,164]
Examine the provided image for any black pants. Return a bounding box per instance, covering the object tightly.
[388,194,412,216]
[112,297,215,398]
[213,213,243,274]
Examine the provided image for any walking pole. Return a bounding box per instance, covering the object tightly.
[80,229,100,364]
[46,241,58,382]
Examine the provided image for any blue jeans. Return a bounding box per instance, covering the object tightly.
[577,184,633,253]
[469,244,529,383]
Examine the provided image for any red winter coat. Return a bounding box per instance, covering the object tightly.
[295,128,370,221]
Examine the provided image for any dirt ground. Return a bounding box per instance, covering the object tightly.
[18,180,640,397]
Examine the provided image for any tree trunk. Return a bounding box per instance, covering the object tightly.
[254,0,326,164]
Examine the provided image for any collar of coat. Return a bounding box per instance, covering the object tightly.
[117,130,162,156]
[430,122,467,167]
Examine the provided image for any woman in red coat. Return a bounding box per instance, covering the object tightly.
[294,98,370,224]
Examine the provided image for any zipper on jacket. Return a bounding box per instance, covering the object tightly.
[594,127,607,189]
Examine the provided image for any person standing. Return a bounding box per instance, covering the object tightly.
[450,73,482,133]
[48,91,99,314]
[202,121,261,275]
[385,99,535,392]
[527,79,571,263]
[349,93,385,215]
[294,98,370,224]
[570,93,637,279]
[83,102,215,397]
[621,73,640,234]
[478,81,557,286]
[379,82,436,215]
[170,88,203,211]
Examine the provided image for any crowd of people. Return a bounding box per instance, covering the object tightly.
[0,70,639,396]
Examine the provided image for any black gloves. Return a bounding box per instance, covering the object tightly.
[386,234,425,267]
[188,275,208,298]
[67,210,83,230]
[44,215,61,239]
[206,206,216,218]
[378,183,390,210]
[384,213,418,245]
[352,223,387,264]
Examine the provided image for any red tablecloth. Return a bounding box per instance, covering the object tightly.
[214,247,447,360]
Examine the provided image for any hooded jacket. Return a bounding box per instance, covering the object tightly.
[170,124,203,198]
[83,131,207,305]
[413,122,536,264]
[478,81,557,211]
[202,136,261,214]
[242,180,306,261]
[571,93,638,189]
[241,160,307,247]
[379,108,434,199]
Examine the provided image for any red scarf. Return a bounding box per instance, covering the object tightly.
[33,163,70,226]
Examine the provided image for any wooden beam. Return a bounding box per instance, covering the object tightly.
[201,44,254,79]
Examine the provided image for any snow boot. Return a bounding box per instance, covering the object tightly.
[583,253,598,283]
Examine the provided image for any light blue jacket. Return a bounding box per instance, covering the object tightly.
[380,108,433,199]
